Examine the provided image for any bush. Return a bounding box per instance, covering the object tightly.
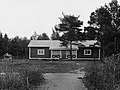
[83,65,114,90]
[0,72,26,90]
[28,70,45,87]
[0,65,45,90]
[83,53,120,90]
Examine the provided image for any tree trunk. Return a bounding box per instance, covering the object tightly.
[114,36,117,54]
[70,41,72,60]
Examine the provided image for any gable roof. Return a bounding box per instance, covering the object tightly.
[28,40,51,47]
[28,40,100,50]
[28,40,78,50]
[79,40,99,47]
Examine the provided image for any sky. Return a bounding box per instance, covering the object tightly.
[0,0,118,39]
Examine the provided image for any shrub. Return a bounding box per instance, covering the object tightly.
[0,72,26,90]
[0,65,45,90]
[83,53,120,90]
[28,70,45,87]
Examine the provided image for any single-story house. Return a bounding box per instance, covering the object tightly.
[28,40,101,60]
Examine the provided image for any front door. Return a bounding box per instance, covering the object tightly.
[61,51,66,59]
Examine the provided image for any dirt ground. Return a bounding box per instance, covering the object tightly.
[27,60,89,90]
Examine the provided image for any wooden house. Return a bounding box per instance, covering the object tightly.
[28,40,101,60]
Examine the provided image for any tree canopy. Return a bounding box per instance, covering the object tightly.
[37,33,49,40]
[0,32,29,59]
[30,32,50,40]
[51,29,60,40]
[55,13,83,45]
[85,0,120,56]
[55,13,83,60]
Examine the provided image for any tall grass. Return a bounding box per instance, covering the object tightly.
[0,63,45,90]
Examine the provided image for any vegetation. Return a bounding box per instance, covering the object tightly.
[0,63,45,90]
[55,12,84,60]
[0,32,50,59]
[37,33,50,40]
[30,32,50,40]
[0,33,29,59]
[84,0,120,57]
[83,53,120,90]
[51,29,60,40]
[83,0,120,90]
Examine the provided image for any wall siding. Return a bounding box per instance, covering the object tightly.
[77,47,100,58]
[29,47,100,60]
[30,47,50,59]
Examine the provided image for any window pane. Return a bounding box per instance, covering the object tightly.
[52,50,60,55]
[84,49,91,55]
[37,49,44,55]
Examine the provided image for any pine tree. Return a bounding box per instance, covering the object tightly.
[55,13,83,60]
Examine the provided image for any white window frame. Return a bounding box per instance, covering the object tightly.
[84,49,91,55]
[37,49,45,55]
[51,50,61,58]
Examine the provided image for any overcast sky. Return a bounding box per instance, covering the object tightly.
[0,0,118,38]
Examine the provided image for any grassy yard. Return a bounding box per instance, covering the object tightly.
[0,59,100,73]
[0,59,100,89]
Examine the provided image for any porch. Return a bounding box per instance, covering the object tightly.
[51,50,77,59]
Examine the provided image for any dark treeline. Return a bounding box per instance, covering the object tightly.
[0,33,30,59]
[83,1,120,90]
[84,0,120,57]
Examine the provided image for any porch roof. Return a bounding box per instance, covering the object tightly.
[49,41,78,50]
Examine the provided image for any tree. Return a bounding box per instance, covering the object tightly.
[18,37,30,59]
[0,33,10,57]
[0,32,3,58]
[55,13,83,60]
[37,35,43,40]
[41,33,49,40]
[2,34,9,53]
[30,31,39,40]
[83,1,120,90]
[37,33,49,40]
[85,0,120,56]
[51,29,60,40]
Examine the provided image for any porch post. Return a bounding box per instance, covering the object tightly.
[51,50,52,59]
[60,50,62,58]
[99,49,101,60]
[76,50,77,59]
[66,50,67,59]
[29,48,31,59]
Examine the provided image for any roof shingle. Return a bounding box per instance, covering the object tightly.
[28,40,99,50]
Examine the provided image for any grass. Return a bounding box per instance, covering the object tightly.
[0,59,101,90]
[0,59,101,73]
[0,60,45,90]
[9,60,100,73]
[26,60,89,73]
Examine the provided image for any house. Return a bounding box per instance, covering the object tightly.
[28,40,101,60]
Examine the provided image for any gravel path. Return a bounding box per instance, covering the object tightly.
[38,73,87,90]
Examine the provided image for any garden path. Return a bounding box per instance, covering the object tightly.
[38,71,87,90]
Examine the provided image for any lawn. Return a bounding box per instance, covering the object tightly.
[0,59,100,89]
[0,59,99,73]
[27,60,87,73]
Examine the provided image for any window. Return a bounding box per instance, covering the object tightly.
[52,50,60,55]
[52,50,61,58]
[37,49,45,55]
[66,50,76,55]
[84,49,91,55]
